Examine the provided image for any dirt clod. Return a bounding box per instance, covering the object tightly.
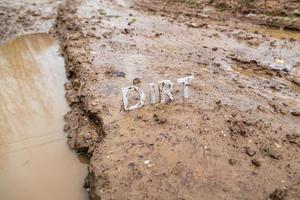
[133,78,141,85]
[251,159,261,167]
[229,158,238,165]
[269,188,288,200]
[153,114,167,124]
[245,147,256,157]
[290,109,300,116]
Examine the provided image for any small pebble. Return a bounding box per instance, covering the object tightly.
[229,158,237,165]
[245,147,256,157]
[251,159,261,167]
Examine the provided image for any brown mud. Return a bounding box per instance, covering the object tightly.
[1,0,300,199]
[0,0,63,44]
[53,0,300,199]
[134,0,300,31]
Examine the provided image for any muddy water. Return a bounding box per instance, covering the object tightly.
[250,26,300,41]
[0,33,88,200]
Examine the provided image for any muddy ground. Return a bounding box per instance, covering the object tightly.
[0,0,62,44]
[135,0,300,31]
[1,0,300,199]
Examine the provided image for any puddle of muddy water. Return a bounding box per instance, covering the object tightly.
[250,26,300,41]
[0,33,88,200]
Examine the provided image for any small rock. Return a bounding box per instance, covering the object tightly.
[195,166,202,177]
[291,109,300,116]
[285,133,299,147]
[216,100,222,107]
[133,78,141,85]
[64,124,70,131]
[128,162,136,168]
[229,158,237,165]
[153,114,167,124]
[105,69,126,78]
[187,22,207,28]
[243,119,256,126]
[144,160,151,165]
[144,160,152,167]
[72,79,81,89]
[229,120,253,137]
[267,148,281,160]
[251,159,261,167]
[269,188,287,200]
[245,147,256,157]
[112,71,126,78]
[274,143,282,148]
[121,28,130,34]
[275,59,285,64]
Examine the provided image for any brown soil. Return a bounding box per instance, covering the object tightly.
[135,0,300,31]
[0,0,64,44]
[211,0,300,16]
[53,0,300,199]
[1,0,300,199]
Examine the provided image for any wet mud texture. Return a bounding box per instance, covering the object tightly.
[135,0,300,31]
[0,0,62,44]
[54,0,300,199]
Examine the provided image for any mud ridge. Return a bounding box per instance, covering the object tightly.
[55,1,105,197]
[55,0,105,193]
[229,56,300,89]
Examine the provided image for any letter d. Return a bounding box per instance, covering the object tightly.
[121,86,145,111]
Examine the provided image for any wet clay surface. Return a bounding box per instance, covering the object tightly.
[0,0,63,44]
[55,0,300,199]
[0,33,88,200]
[134,0,300,31]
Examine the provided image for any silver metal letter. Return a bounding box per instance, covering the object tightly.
[121,86,145,111]
[177,76,194,98]
[158,80,174,103]
[149,83,156,104]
